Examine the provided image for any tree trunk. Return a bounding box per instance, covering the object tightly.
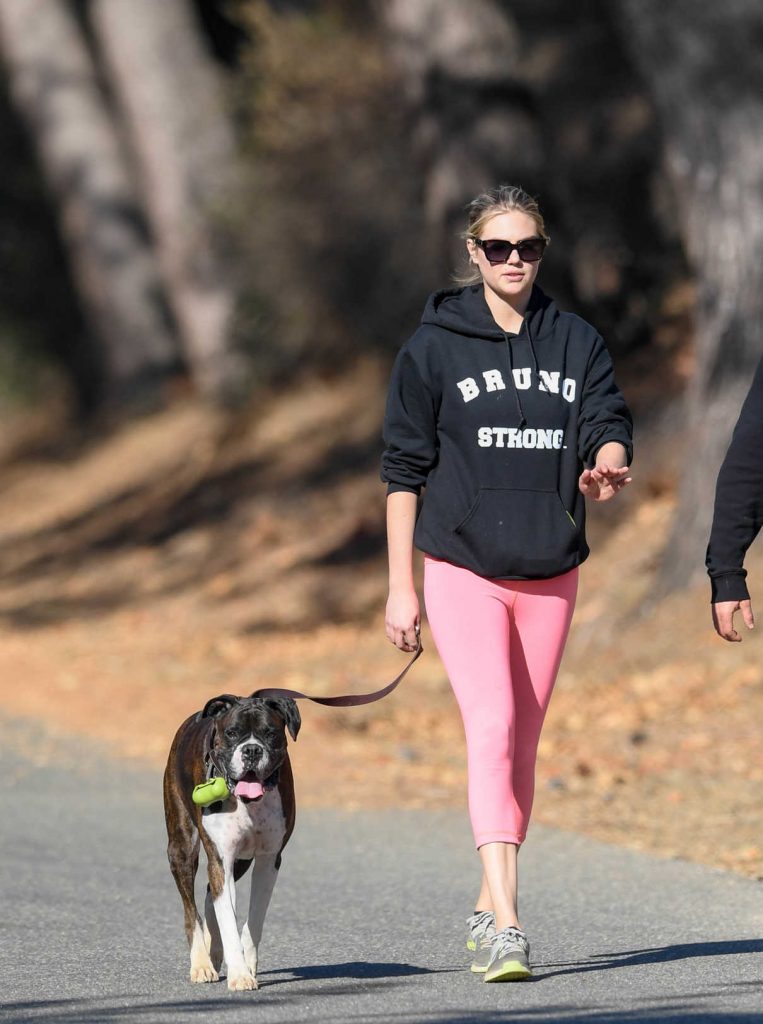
[378,0,544,281]
[90,0,243,401]
[0,0,181,406]
[616,1,763,590]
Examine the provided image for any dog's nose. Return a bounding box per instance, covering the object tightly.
[241,744,262,765]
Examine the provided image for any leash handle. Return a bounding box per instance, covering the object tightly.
[250,637,423,707]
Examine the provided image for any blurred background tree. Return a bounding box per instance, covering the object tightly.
[0,0,179,411]
[0,0,760,588]
[90,0,245,399]
[617,0,763,590]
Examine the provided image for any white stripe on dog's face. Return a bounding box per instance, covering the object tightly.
[229,734,267,777]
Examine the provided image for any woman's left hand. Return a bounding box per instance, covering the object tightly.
[579,463,632,501]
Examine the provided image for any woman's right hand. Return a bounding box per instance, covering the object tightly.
[712,598,755,642]
[385,587,420,652]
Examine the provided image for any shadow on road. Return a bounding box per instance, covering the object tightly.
[4,995,763,1024]
[0,999,269,1022]
[539,938,763,979]
[332,1004,763,1024]
[0,965,453,1022]
[261,959,454,986]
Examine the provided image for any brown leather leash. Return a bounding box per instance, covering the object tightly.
[250,635,423,706]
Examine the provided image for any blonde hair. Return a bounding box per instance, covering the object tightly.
[455,185,549,285]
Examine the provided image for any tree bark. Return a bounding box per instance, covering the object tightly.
[378,0,544,281]
[0,0,181,406]
[90,0,243,401]
[616,1,763,589]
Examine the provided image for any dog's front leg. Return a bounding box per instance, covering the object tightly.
[166,818,219,985]
[202,832,258,992]
[241,853,279,981]
[213,865,258,991]
[203,884,224,975]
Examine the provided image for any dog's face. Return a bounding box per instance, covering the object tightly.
[200,696,300,801]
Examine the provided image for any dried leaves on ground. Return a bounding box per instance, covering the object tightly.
[0,359,760,880]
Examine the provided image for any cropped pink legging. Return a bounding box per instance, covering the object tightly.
[424,556,578,849]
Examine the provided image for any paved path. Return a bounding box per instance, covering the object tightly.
[1,719,761,1023]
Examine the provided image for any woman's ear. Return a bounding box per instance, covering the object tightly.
[466,237,478,265]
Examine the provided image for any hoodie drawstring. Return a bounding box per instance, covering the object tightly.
[526,329,540,379]
[503,330,527,428]
[503,320,542,429]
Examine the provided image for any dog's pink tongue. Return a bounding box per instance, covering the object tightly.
[234,779,264,800]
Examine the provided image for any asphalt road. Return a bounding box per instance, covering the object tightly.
[1,719,761,1024]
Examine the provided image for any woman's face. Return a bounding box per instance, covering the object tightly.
[467,210,543,304]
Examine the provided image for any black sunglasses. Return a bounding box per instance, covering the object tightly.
[473,236,547,264]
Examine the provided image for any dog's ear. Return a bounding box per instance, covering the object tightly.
[265,697,301,741]
[199,694,240,720]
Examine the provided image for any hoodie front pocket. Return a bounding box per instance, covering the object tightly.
[453,487,580,577]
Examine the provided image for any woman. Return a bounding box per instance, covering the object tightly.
[381,185,633,983]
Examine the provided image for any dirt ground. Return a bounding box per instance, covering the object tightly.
[1,358,761,881]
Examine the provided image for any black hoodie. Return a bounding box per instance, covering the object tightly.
[706,354,763,603]
[381,284,633,580]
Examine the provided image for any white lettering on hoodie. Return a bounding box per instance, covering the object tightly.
[478,427,565,449]
[458,368,577,404]
[456,377,480,402]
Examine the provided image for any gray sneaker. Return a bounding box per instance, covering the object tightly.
[466,911,495,974]
[483,925,532,982]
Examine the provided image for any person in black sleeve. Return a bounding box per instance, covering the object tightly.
[706,355,763,641]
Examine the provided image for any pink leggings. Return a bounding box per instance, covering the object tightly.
[424,556,578,849]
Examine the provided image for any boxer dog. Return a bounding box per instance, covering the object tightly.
[163,692,300,991]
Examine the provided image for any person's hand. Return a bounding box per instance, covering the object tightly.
[385,587,420,652]
[712,599,755,642]
[579,464,632,501]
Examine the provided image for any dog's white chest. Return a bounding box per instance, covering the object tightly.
[202,789,286,861]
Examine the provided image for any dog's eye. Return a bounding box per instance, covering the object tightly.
[224,727,238,740]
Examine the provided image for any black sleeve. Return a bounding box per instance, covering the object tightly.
[706,356,763,603]
[380,346,438,496]
[577,335,634,467]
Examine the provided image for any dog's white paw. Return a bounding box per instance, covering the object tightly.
[190,964,219,984]
[227,968,258,992]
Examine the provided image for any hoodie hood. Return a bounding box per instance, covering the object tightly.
[421,283,560,343]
